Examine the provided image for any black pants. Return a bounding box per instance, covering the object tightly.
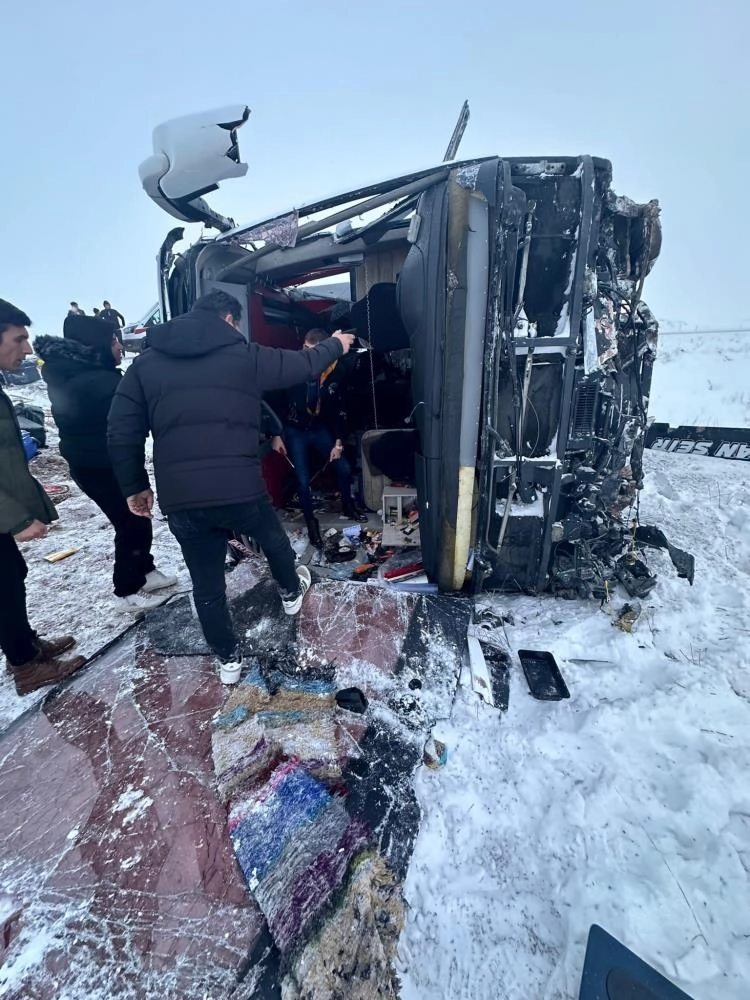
[70,466,155,597]
[167,496,299,661]
[0,533,39,667]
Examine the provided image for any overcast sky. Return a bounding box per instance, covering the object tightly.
[2,0,747,334]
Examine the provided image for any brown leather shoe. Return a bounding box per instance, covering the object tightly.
[4,636,77,675]
[35,634,77,658]
[14,653,87,697]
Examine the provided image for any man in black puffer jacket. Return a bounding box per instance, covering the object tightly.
[107,290,354,685]
[35,317,177,613]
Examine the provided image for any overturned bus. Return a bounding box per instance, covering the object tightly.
[138,104,665,598]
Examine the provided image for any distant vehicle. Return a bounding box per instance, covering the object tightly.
[2,357,42,387]
[121,304,160,354]
[138,104,666,597]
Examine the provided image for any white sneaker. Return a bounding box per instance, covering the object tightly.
[219,657,243,685]
[116,592,171,616]
[281,565,312,616]
[141,569,178,593]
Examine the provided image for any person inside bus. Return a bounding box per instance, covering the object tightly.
[269,328,367,547]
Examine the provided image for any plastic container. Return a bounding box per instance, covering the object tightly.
[517,649,570,700]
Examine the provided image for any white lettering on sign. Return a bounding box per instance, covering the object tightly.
[647,437,749,460]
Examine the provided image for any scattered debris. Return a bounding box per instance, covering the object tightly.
[383,562,424,582]
[484,647,511,712]
[21,430,38,461]
[382,489,420,547]
[467,613,513,713]
[335,687,369,715]
[43,548,79,563]
[614,601,642,633]
[352,562,378,580]
[423,736,448,769]
[580,924,696,1000]
[569,658,617,667]
[13,401,46,446]
[228,533,261,562]
[614,554,657,598]
[42,483,72,505]
[474,607,515,629]
[467,635,495,708]
[518,649,570,701]
[634,525,695,585]
[0,896,22,967]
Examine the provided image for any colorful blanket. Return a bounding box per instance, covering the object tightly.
[211,580,471,997]
[229,759,370,954]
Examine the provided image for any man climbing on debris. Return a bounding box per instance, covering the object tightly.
[99,300,125,343]
[0,299,86,696]
[34,315,177,614]
[107,290,354,685]
[269,328,368,548]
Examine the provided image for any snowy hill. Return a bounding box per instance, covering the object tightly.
[650,329,750,428]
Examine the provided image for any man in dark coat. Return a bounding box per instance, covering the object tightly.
[269,328,367,547]
[0,298,85,696]
[100,301,125,335]
[35,316,177,613]
[107,290,354,685]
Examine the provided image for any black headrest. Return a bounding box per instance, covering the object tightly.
[350,283,409,351]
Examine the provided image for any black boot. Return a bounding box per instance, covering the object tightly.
[306,516,323,548]
[342,499,368,523]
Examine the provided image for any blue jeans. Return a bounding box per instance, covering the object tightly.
[284,426,352,520]
[167,496,299,660]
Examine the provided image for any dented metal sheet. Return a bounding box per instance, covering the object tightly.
[230,210,300,248]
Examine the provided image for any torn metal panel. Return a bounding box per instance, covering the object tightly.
[228,210,300,249]
[456,163,481,191]
[634,525,695,585]
[474,157,669,599]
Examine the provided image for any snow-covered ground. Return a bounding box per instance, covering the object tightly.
[2,329,749,999]
[649,331,750,428]
[399,332,750,1000]
[400,448,750,999]
[0,376,188,730]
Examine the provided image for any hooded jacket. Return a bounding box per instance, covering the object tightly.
[107,309,344,513]
[0,386,58,534]
[34,333,122,468]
